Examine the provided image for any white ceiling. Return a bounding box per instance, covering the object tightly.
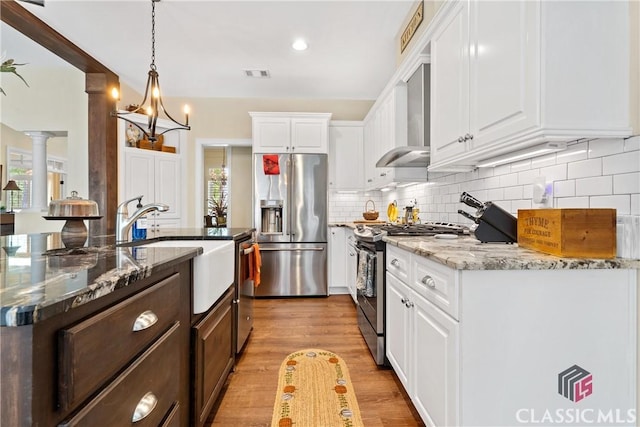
[13,0,416,100]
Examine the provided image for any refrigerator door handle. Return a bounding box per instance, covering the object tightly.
[289,155,295,237]
[259,247,325,252]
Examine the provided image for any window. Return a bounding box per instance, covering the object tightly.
[6,148,67,210]
[207,166,228,219]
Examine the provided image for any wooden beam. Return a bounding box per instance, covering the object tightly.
[1,0,119,235]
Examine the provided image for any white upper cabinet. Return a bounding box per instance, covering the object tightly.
[117,113,186,233]
[250,112,332,153]
[362,85,426,189]
[430,0,470,162]
[328,121,364,191]
[429,0,630,170]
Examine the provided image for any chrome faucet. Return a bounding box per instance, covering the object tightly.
[116,195,169,243]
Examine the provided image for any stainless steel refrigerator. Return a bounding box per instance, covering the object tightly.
[253,153,328,297]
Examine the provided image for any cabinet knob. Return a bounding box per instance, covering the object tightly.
[367,179,373,183]
[132,391,158,423]
[464,133,473,141]
[380,172,387,177]
[390,259,400,267]
[401,297,408,304]
[405,301,414,308]
[132,310,158,331]
[458,136,464,143]
[421,276,436,288]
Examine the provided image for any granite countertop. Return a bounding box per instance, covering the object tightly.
[0,227,255,327]
[384,235,640,271]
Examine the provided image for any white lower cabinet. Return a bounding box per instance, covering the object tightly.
[345,230,358,303]
[328,227,346,294]
[386,245,637,427]
[412,291,459,427]
[386,273,412,389]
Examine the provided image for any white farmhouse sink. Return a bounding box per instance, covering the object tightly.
[140,240,234,314]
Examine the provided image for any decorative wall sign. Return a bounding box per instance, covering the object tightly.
[400,1,424,53]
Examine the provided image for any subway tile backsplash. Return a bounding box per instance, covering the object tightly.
[329,137,640,229]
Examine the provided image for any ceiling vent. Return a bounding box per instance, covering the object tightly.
[244,69,270,78]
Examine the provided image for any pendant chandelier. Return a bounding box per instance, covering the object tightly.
[111,0,190,142]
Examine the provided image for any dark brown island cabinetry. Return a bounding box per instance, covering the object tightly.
[1,262,192,427]
[192,286,235,427]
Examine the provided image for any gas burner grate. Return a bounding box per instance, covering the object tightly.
[381,222,469,236]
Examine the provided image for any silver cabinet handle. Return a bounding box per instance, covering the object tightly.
[390,259,400,267]
[422,276,436,288]
[464,133,473,141]
[132,310,158,332]
[405,301,414,308]
[458,136,464,143]
[132,391,158,423]
[367,178,373,183]
[380,172,387,177]
[349,251,355,256]
[401,297,407,304]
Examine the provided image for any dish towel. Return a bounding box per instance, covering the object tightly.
[249,243,262,287]
[355,250,368,292]
[364,252,375,298]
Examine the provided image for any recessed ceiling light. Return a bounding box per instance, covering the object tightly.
[292,39,308,51]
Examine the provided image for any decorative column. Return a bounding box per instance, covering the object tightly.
[24,131,56,212]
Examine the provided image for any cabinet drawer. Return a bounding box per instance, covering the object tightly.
[58,273,181,410]
[59,322,180,427]
[386,245,410,283]
[194,287,234,426]
[411,255,459,320]
[160,402,180,427]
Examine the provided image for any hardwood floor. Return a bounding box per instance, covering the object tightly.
[206,295,424,427]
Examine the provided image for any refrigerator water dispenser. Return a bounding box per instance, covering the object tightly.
[260,200,283,234]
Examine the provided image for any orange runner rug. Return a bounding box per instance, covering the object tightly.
[271,349,364,427]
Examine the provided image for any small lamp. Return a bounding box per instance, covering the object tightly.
[3,180,21,213]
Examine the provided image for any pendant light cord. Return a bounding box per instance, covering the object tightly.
[150,0,156,71]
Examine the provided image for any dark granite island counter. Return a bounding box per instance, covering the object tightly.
[0,227,253,426]
[1,233,200,327]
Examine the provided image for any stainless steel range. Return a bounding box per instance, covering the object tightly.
[353,222,468,366]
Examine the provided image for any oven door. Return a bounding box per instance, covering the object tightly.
[355,242,384,334]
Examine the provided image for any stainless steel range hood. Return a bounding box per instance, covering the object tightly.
[376,63,430,168]
[376,146,430,167]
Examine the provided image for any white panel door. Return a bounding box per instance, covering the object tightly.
[328,124,363,190]
[385,273,412,390]
[253,117,291,153]
[155,155,181,218]
[291,119,327,153]
[412,292,459,427]
[469,0,539,148]
[345,232,358,303]
[329,227,346,291]
[124,150,154,205]
[431,0,470,163]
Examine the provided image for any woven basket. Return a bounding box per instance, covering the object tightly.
[362,200,379,220]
